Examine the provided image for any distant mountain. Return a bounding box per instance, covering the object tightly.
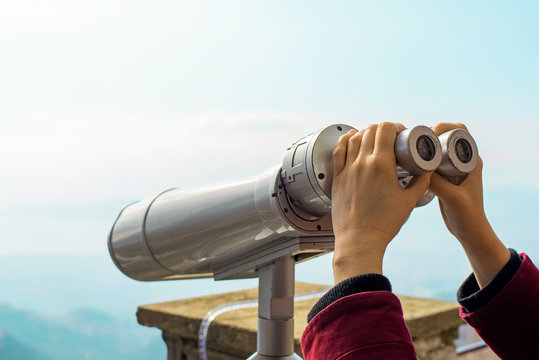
[0,304,164,360]
[0,330,51,360]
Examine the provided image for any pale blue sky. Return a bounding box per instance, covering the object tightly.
[1,1,538,256]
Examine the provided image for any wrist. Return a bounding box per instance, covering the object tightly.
[458,223,511,288]
[332,236,387,284]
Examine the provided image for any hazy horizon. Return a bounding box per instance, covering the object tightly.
[2,184,537,319]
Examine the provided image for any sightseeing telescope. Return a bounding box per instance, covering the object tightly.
[108,124,478,282]
[108,124,478,360]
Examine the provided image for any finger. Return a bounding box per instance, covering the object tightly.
[346,129,365,166]
[332,129,356,176]
[406,172,432,200]
[429,172,459,200]
[358,124,378,158]
[456,156,484,186]
[373,122,405,156]
[395,123,406,133]
[431,122,468,136]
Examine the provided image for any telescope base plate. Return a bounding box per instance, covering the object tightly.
[247,353,302,360]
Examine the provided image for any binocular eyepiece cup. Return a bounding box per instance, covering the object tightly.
[437,129,478,177]
[414,128,479,206]
[394,126,443,176]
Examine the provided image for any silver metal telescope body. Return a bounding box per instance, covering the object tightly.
[108,124,451,282]
[108,124,477,360]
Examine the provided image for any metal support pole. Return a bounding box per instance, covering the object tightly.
[247,256,302,360]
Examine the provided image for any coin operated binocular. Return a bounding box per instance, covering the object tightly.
[108,124,478,360]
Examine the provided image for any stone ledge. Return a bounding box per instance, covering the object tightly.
[137,282,463,359]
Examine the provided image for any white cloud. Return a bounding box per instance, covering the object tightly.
[0,111,334,207]
[2,112,538,208]
[470,121,539,189]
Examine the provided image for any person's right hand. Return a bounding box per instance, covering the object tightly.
[429,123,489,243]
[429,123,510,288]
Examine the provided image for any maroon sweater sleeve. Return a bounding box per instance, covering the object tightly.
[301,291,417,359]
[459,253,539,359]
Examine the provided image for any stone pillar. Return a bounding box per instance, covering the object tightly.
[162,331,183,360]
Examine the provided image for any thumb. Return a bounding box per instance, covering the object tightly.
[406,172,432,200]
[429,172,458,201]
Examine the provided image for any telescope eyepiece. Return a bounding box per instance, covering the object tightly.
[436,128,478,177]
[455,138,473,164]
[416,135,436,162]
[394,126,442,176]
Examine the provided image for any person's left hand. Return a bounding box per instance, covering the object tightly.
[331,122,431,283]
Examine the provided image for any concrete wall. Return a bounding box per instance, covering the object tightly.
[137,282,463,360]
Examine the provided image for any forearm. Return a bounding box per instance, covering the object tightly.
[457,219,511,288]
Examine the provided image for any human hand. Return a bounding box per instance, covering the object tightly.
[429,123,489,243]
[331,122,431,284]
[429,123,510,287]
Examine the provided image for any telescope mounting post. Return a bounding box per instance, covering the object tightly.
[247,255,302,360]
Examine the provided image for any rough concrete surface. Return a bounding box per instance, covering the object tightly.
[137,282,463,359]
